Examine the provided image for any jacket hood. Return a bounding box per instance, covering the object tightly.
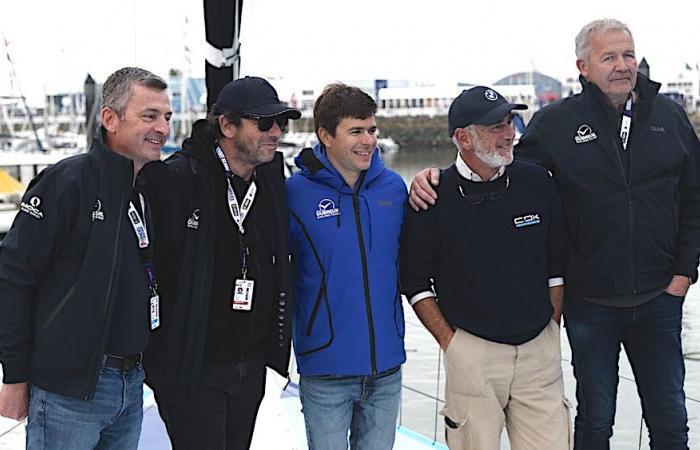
[179,119,221,171]
[294,143,386,192]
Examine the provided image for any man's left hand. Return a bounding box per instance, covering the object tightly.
[666,275,691,297]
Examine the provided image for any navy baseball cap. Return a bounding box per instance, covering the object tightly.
[213,76,301,119]
[448,86,527,136]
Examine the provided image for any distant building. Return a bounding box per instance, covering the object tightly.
[662,63,699,113]
[495,71,562,106]
[376,82,538,120]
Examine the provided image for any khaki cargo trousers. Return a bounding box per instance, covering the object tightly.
[442,320,572,450]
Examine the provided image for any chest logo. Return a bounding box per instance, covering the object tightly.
[574,124,597,144]
[651,125,666,133]
[20,196,44,220]
[316,198,340,219]
[92,199,104,221]
[187,208,200,230]
[513,213,541,228]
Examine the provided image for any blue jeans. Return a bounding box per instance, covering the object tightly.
[26,363,145,450]
[299,366,401,450]
[565,291,688,450]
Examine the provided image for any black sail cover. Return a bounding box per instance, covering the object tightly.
[204,0,243,111]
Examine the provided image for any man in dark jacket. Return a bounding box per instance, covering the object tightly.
[144,76,299,450]
[409,18,700,450]
[0,67,171,449]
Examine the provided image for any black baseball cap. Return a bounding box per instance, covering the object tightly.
[448,86,527,136]
[213,76,301,119]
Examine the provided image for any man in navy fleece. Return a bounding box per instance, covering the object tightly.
[399,86,570,450]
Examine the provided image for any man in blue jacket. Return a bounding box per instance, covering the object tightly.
[286,83,407,449]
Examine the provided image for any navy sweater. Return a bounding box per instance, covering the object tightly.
[400,160,567,345]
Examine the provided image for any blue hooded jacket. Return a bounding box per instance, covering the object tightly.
[286,144,407,376]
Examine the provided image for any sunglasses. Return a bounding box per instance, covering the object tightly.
[457,175,510,205]
[242,115,289,132]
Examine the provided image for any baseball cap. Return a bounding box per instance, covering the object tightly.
[213,76,301,119]
[448,86,527,136]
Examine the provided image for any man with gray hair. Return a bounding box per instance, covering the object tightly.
[0,66,171,449]
[401,86,570,450]
[409,18,700,450]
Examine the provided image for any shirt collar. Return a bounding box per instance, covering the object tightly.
[455,153,505,182]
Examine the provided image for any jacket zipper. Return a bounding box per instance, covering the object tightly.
[610,112,637,294]
[352,180,377,375]
[84,194,127,400]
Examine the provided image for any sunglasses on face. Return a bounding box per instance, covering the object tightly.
[243,115,289,132]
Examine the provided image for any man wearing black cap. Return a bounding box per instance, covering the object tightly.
[399,86,570,449]
[143,76,300,449]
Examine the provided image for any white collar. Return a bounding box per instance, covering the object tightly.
[455,154,505,182]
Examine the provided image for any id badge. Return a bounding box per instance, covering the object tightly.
[150,294,160,330]
[232,278,255,311]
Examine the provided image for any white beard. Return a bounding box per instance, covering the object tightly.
[473,137,513,168]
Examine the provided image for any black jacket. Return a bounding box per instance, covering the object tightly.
[516,74,700,299]
[143,119,292,406]
[0,134,143,400]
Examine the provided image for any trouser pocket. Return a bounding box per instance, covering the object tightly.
[441,405,471,449]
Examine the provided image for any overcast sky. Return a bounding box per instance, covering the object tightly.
[1,0,698,105]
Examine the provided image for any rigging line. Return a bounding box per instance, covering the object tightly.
[0,419,25,439]
[433,349,442,444]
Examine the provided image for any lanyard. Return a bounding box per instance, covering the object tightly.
[126,192,160,328]
[127,194,149,249]
[619,95,633,151]
[215,146,257,234]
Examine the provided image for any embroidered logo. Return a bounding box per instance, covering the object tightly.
[378,200,393,207]
[574,124,597,144]
[513,213,541,228]
[20,196,44,219]
[484,89,498,101]
[315,198,340,219]
[92,199,104,221]
[651,125,666,133]
[187,208,200,230]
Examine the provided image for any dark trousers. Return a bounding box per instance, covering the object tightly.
[565,291,689,450]
[156,359,267,450]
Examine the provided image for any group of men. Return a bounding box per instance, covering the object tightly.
[0,17,698,450]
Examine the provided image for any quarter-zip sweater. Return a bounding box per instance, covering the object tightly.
[287,145,407,376]
[516,74,700,304]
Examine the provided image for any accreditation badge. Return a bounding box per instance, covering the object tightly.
[150,294,160,330]
[232,279,255,311]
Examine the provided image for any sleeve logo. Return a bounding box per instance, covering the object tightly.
[20,196,44,219]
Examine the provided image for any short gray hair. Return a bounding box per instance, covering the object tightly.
[575,19,633,62]
[452,124,478,150]
[101,67,167,117]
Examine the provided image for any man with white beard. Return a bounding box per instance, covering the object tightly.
[399,86,571,450]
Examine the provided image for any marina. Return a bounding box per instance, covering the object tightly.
[1,0,700,448]
[2,147,700,449]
